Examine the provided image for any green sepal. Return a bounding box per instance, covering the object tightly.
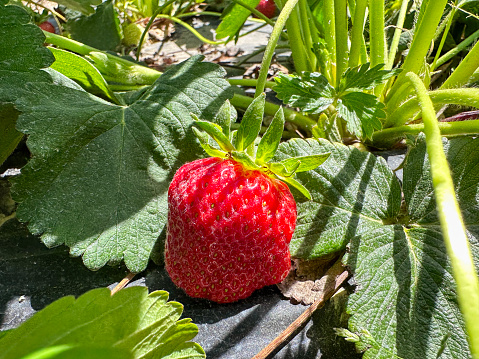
[192,127,227,158]
[279,154,330,173]
[256,107,285,165]
[275,175,312,200]
[231,151,261,170]
[193,116,235,152]
[215,100,235,139]
[235,93,265,152]
[268,161,301,177]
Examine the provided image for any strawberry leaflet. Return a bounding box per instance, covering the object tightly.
[11,55,233,273]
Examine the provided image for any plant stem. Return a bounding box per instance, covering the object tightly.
[43,31,97,55]
[334,0,349,87]
[230,94,316,130]
[434,28,479,71]
[430,5,456,71]
[406,72,479,359]
[386,0,448,105]
[285,7,310,73]
[386,88,479,128]
[440,34,479,89]
[385,0,408,70]
[298,0,316,69]
[372,119,479,147]
[228,79,276,88]
[348,0,367,68]
[254,0,302,97]
[368,0,386,68]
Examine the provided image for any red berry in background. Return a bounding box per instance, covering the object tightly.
[255,0,277,18]
[38,21,55,33]
[165,157,296,303]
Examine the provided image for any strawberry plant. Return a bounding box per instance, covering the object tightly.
[2,0,479,358]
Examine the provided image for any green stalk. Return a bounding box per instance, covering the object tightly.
[322,0,336,83]
[298,0,316,70]
[334,0,349,87]
[229,79,276,88]
[372,119,479,147]
[440,36,479,89]
[136,0,179,60]
[230,94,316,130]
[430,5,457,71]
[368,0,387,96]
[368,0,387,68]
[386,88,479,128]
[43,31,96,55]
[285,6,310,73]
[434,28,479,70]
[385,0,409,70]
[405,72,479,359]
[386,0,448,105]
[348,0,367,68]
[255,0,302,97]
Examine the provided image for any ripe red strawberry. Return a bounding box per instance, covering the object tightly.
[164,95,329,303]
[165,157,296,303]
[38,21,55,33]
[255,0,276,18]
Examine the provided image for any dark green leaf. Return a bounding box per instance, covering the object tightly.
[336,92,384,139]
[49,47,117,102]
[0,287,205,359]
[256,107,285,165]
[11,55,233,272]
[338,63,401,94]
[0,104,23,166]
[193,119,235,152]
[274,138,401,259]
[278,154,330,173]
[52,0,101,15]
[215,0,260,39]
[65,0,121,51]
[235,93,265,152]
[20,345,130,359]
[274,72,335,114]
[346,135,479,359]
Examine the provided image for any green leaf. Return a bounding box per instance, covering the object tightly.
[278,154,330,173]
[193,118,235,152]
[215,0,260,39]
[274,72,336,114]
[235,93,265,152]
[336,92,384,139]
[11,55,233,272]
[0,287,205,359]
[65,0,121,51]
[51,0,101,15]
[338,63,401,94]
[346,134,479,359]
[256,107,285,165]
[0,104,23,167]
[230,150,261,170]
[21,345,130,359]
[274,138,402,259]
[48,47,117,102]
[192,127,226,158]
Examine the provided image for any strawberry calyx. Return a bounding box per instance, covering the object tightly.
[192,93,330,200]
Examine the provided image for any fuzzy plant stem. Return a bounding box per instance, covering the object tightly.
[430,5,457,71]
[230,94,316,130]
[348,0,367,68]
[334,0,349,87]
[254,0,302,97]
[440,34,479,90]
[385,0,409,70]
[386,0,448,107]
[434,28,479,71]
[406,72,479,359]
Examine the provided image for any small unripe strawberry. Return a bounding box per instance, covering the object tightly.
[255,0,276,18]
[165,96,329,303]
